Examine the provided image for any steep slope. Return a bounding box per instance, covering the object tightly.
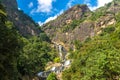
[62,1,120,80]
[42,4,91,49]
[1,0,40,36]
[42,1,120,50]
[0,2,56,80]
[61,0,120,80]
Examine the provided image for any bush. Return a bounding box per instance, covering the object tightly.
[54,57,60,63]
[47,73,57,80]
[102,26,115,33]
[62,20,120,80]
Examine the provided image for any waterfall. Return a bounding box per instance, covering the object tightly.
[37,43,71,79]
[58,45,63,61]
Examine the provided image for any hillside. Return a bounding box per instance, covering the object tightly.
[62,11,120,80]
[61,0,120,80]
[42,0,120,50]
[42,4,91,49]
[1,0,41,36]
[41,0,120,79]
[0,1,57,80]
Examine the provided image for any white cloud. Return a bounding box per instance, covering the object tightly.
[36,0,55,13]
[38,10,63,26]
[44,16,57,23]
[45,10,63,23]
[38,21,44,26]
[89,6,98,11]
[18,7,21,10]
[84,0,90,4]
[86,0,113,11]
[30,9,36,15]
[67,0,75,8]
[28,2,34,8]
[97,0,113,8]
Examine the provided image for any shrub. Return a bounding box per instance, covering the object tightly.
[47,73,57,80]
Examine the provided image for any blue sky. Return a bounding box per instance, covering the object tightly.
[17,0,113,25]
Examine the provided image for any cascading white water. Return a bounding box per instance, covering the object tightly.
[58,44,63,61]
[37,43,71,78]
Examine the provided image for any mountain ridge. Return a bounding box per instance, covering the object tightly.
[42,1,119,50]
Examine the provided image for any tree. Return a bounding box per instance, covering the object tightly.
[17,36,57,77]
[62,15,120,80]
[0,3,23,80]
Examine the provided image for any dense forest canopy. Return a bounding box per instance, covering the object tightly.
[0,2,57,80]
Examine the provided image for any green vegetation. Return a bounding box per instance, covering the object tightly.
[74,40,83,50]
[100,25,115,36]
[1,0,120,80]
[89,2,113,21]
[0,3,57,79]
[54,57,60,63]
[90,9,106,21]
[47,72,57,80]
[102,25,115,33]
[62,19,85,32]
[38,32,51,42]
[17,36,57,77]
[0,3,23,80]
[62,13,120,80]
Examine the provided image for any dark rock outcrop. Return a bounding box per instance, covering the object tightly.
[1,0,40,36]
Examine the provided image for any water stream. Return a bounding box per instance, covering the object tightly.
[37,43,71,79]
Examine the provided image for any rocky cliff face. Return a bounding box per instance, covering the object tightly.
[42,0,119,49]
[1,0,40,36]
[42,5,91,45]
[1,0,18,9]
[43,5,90,29]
